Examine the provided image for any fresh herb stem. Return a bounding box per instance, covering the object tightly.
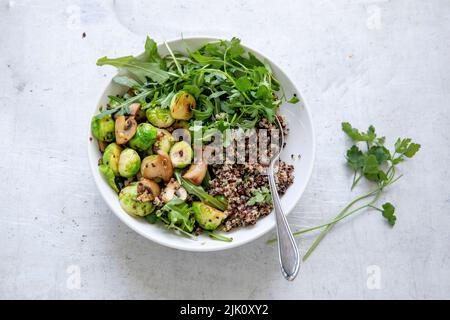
[205,230,233,242]
[164,41,184,76]
[158,216,197,239]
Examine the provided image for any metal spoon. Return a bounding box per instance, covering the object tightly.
[267,116,300,281]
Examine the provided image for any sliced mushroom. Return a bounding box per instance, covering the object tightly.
[136,178,161,202]
[128,103,141,116]
[160,179,188,203]
[140,150,173,183]
[98,140,108,153]
[115,115,137,145]
[182,161,208,185]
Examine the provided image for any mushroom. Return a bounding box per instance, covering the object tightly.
[128,103,140,115]
[160,179,188,203]
[129,103,147,122]
[182,161,208,185]
[98,140,108,153]
[140,150,173,183]
[115,115,137,145]
[136,178,161,202]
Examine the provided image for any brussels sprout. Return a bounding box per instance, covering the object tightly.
[115,115,137,145]
[128,123,158,151]
[170,91,196,120]
[183,161,208,185]
[169,141,193,168]
[91,115,115,142]
[102,143,123,175]
[172,128,191,144]
[146,107,175,128]
[141,151,173,182]
[153,129,174,154]
[192,202,227,231]
[99,164,119,193]
[119,184,155,217]
[118,148,141,178]
[173,120,190,129]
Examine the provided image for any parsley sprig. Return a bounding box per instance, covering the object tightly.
[268,122,420,261]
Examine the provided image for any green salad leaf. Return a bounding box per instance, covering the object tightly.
[97,56,171,83]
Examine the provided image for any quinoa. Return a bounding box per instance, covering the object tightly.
[208,116,294,231]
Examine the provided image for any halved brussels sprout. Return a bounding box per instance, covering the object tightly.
[146,107,175,128]
[119,184,155,216]
[170,91,196,120]
[136,178,161,202]
[91,115,115,142]
[153,129,174,154]
[183,161,208,185]
[192,202,227,230]
[172,128,191,144]
[169,141,193,168]
[115,115,137,145]
[102,143,123,175]
[99,164,119,193]
[173,120,190,129]
[118,148,141,178]
[141,151,173,182]
[128,123,158,151]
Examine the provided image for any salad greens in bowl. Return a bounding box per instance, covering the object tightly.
[88,36,315,251]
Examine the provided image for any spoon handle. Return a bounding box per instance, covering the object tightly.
[268,164,300,281]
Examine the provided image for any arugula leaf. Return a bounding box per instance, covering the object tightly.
[175,172,227,211]
[95,89,153,119]
[381,202,396,226]
[145,214,158,224]
[193,97,214,120]
[97,56,170,83]
[98,164,119,193]
[112,75,141,88]
[235,77,252,92]
[144,36,165,68]
[204,230,233,242]
[227,37,245,58]
[160,198,195,233]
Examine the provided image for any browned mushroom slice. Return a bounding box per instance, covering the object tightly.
[128,103,146,123]
[136,178,161,202]
[140,150,173,183]
[115,115,137,145]
[98,140,108,153]
[128,103,141,115]
[160,179,187,203]
[182,161,208,185]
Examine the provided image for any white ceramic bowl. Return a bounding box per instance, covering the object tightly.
[88,37,315,252]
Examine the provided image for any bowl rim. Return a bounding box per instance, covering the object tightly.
[87,35,316,252]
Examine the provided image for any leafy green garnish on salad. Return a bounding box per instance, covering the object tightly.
[246,187,272,206]
[175,171,228,211]
[95,36,297,242]
[95,36,298,127]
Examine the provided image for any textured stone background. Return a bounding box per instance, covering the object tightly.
[0,0,449,299]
